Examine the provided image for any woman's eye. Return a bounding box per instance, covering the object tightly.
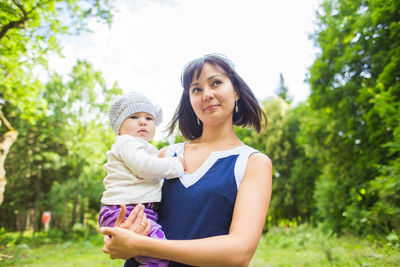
[212,80,222,86]
[130,115,138,119]
[146,117,153,121]
[191,87,201,94]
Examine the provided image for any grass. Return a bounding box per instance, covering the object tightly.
[4,242,123,266]
[1,225,399,266]
[0,234,124,267]
[251,224,400,267]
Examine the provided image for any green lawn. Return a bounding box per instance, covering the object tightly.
[1,225,399,266]
[252,225,399,267]
[0,238,124,267]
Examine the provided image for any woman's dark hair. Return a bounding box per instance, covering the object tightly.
[168,54,267,140]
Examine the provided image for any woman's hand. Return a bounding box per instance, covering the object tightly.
[100,226,144,260]
[115,204,151,235]
[100,204,151,259]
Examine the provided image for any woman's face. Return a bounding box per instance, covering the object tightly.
[188,63,239,126]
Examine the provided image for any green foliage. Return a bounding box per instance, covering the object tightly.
[0,227,100,248]
[0,61,121,231]
[0,0,113,123]
[235,98,318,227]
[1,0,398,242]
[275,73,292,103]
[308,0,400,235]
[0,0,116,231]
[151,139,170,150]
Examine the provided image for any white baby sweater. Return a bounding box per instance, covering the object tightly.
[101,135,184,205]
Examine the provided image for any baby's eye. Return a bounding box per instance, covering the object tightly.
[146,117,153,121]
[130,115,138,119]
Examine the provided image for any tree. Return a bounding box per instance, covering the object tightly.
[236,97,318,227]
[0,108,17,205]
[0,0,113,205]
[275,73,292,104]
[0,60,121,230]
[308,0,400,234]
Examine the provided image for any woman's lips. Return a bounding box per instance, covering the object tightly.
[203,104,219,112]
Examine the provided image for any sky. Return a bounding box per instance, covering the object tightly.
[47,0,322,140]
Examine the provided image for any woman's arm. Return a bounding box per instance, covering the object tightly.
[101,153,272,267]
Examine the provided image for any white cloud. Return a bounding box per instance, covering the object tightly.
[49,0,321,140]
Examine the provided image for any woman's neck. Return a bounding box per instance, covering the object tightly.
[194,119,242,147]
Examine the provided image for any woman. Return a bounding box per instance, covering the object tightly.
[100,54,272,267]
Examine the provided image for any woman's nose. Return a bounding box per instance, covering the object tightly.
[202,86,214,102]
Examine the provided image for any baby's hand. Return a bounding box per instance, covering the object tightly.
[178,157,186,171]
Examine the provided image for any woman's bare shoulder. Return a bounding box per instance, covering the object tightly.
[248,152,272,169]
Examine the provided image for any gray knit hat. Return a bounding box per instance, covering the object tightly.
[109,92,163,134]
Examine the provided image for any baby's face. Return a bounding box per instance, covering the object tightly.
[119,112,156,141]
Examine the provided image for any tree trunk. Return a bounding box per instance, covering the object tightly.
[0,129,18,205]
[71,199,77,228]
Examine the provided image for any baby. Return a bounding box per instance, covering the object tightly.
[99,92,184,267]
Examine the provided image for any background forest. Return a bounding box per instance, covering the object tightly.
[0,0,399,265]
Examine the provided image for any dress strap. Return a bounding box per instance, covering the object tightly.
[165,143,258,189]
[234,146,259,188]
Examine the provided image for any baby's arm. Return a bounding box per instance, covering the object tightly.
[119,139,184,179]
[158,147,186,171]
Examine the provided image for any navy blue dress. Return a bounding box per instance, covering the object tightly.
[125,143,257,267]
